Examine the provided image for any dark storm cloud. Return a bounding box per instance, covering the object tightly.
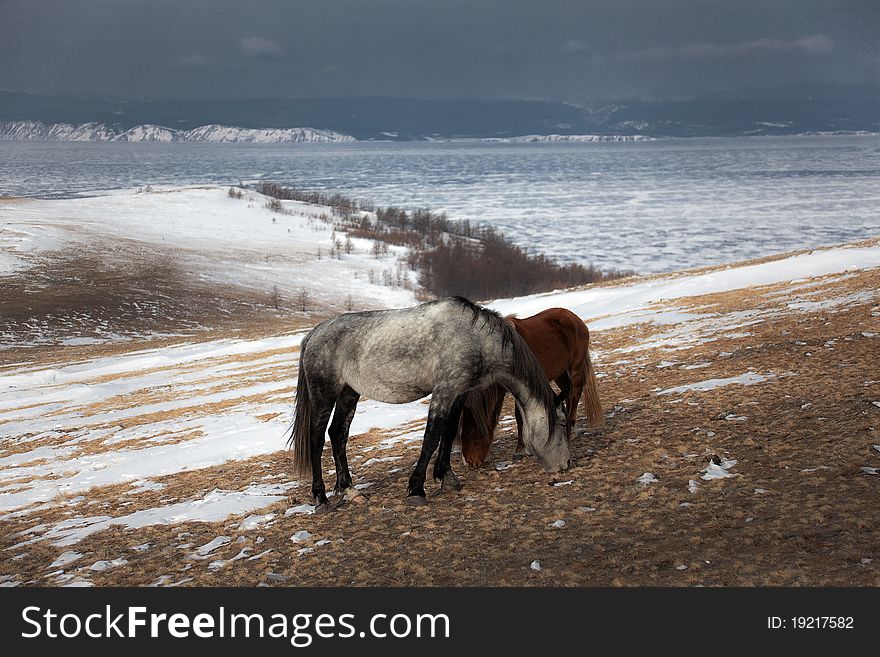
[0,0,876,100]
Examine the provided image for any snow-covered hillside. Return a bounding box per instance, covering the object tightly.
[0,186,415,314]
[181,125,355,144]
[491,246,880,329]
[0,121,356,143]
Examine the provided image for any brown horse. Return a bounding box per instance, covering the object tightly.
[458,307,603,467]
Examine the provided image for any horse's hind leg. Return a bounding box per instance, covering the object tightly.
[308,381,338,513]
[406,391,458,505]
[328,385,363,504]
[433,394,466,493]
[566,367,584,437]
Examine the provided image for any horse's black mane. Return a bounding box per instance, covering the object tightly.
[450,295,507,339]
[447,296,555,430]
[450,295,490,316]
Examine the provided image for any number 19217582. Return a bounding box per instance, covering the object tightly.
[768,616,854,630]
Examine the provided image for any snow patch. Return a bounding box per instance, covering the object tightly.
[196,536,230,557]
[637,472,658,485]
[657,372,773,395]
[49,551,82,568]
[89,558,128,571]
[701,458,739,480]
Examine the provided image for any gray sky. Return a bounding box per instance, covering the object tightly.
[1,0,877,100]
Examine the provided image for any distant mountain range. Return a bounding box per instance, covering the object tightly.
[0,83,876,140]
[0,121,354,143]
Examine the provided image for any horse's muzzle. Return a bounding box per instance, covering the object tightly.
[543,457,571,473]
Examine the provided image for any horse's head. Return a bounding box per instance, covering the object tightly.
[461,438,492,469]
[459,413,494,469]
[529,399,571,473]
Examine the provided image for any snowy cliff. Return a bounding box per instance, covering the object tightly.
[0,121,356,143]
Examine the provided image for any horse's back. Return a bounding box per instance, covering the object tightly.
[522,307,588,340]
[301,299,501,402]
[509,307,588,376]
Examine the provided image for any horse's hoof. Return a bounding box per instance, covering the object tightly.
[512,452,526,462]
[338,487,368,503]
[405,495,428,506]
[441,472,463,492]
[314,503,333,515]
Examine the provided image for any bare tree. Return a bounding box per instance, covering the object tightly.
[296,288,311,312]
[345,293,354,311]
[269,285,281,310]
[345,235,353,254]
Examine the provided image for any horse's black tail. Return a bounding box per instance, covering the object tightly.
[289,357,312,476]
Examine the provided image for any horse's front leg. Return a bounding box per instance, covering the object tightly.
[512,402,527,460]
[328,385,364,505]
[433,394,466,493]
[406,393,456,505]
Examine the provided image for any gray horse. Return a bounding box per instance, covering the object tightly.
[289,296,571,511]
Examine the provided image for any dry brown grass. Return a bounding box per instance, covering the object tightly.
[1,263,879,587]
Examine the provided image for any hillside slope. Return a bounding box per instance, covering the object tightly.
[0,186,416,351]
[1,239,878,586]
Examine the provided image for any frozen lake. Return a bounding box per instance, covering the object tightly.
[1,136,878,273]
